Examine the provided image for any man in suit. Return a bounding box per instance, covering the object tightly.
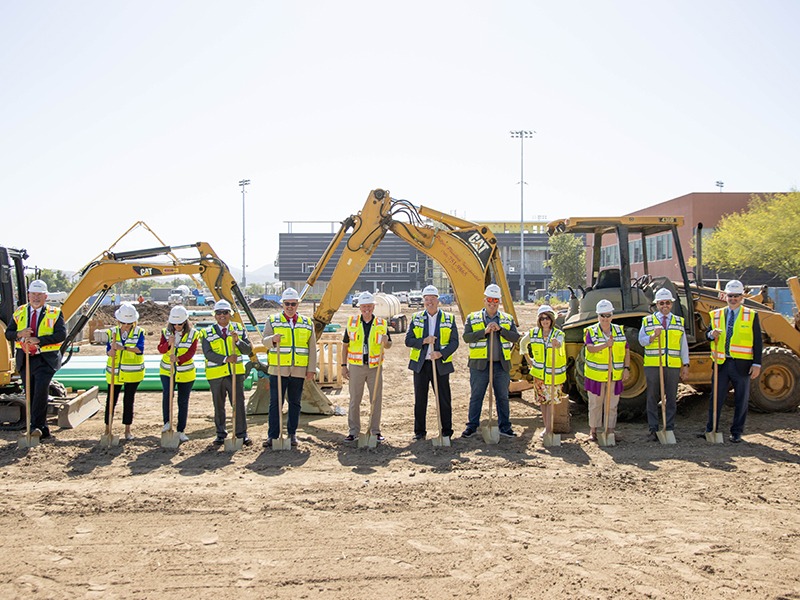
[5,280,66,440]
[706,279,762,443]
[405,286,459,441]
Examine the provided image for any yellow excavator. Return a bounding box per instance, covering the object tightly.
[547,216,800,422]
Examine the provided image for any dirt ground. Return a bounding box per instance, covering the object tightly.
[2,302,800,599]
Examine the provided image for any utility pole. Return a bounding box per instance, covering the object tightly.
[239,179,250,289]
[715,180,724,192]
[510,130,535,302]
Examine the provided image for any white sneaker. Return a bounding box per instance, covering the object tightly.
[161,423,170,432]
[178,432,189,442]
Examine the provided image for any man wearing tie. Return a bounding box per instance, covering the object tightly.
[706,280,762,443]
[405,285,459,441]
[5,280,66,440]
[639,288,689,441]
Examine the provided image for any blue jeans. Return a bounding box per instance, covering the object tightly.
[707,358,751,436]
[466,363,512,433]
[160,376,194,432]
[268,374,304,439]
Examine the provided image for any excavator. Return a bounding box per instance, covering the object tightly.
[547,216,800,422]
[0,238,266,430]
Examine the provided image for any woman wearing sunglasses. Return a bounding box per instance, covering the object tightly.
[527,304,565,439]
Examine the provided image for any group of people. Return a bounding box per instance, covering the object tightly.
[6,277,761,447]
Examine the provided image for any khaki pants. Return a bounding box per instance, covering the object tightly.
[348,363,382,436]
[588,384,620,430]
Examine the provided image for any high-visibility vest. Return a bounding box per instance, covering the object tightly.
[267,313,314,367]
[12,305,63,353]
[709,307,755,363]
[105,326,146,384]
[641,313,685,368]
[527,327,566,385]
[408,311,455,363]
[159,328,200,382]
[466,310,514,361]
[346,315,387,367]
[204,322,246,380]
[583,323,627,383]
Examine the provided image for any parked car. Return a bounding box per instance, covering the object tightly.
[408,289,423,308]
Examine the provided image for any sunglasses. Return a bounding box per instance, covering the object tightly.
[539,315,552,321]
[727,294,742,298]
[284,302,298,307]
[485,298,500,304]
[215,310,230,315]
[657,301,672,306]
[598,313,613,318]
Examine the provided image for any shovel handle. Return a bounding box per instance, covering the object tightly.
[107,352,116,437]
[275,342,284,438]
[657,335,668,431]
[431,356,443,434]
[25,346,31,439]
[487,333,494,421]
[549,334,556,432]
[604,341,613,435]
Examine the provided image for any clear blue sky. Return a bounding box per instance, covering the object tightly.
[2,1,798,280]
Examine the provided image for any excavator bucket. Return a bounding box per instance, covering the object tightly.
[55,387,101,429]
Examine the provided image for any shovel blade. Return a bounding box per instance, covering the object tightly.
[99,433,120,448]
[480,420,500,444]
[657,430,676,445]
[542,433,561,447]
[160,431,181,449]
[224,437,244,452]
[432,435,451,447]
[17,432,40,449]
[357,433,378,449]
[705,431,724,444]
[597,432,616,447]
[272,436,292,451]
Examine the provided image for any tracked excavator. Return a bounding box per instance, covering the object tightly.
[547,216,800,421]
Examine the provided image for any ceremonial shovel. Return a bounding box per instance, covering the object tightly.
[100,353,120,448]
[656,336,676,445]
[542,339,561,448]
[272,344,292,450]
[224,367,244,452]
[160,338,181,449]
[480,334,500,445]
[706,342,724,444]
[430,357,450,447]
[358,349,383,449]
[18,348,40,449]
[597,347,616,447]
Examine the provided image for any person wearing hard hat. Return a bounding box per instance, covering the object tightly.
[4,280,66,440]
[341,290,392,443]
[639,288,689,441]
[404,285,459,441]
[261,288,317,447]
[461,283,521,438]
[583,299,630,441]
[105,302,146,441]
[527,304,566,438]
[201,299,253,446]
[157,305,200,443]
[705,280,762,443]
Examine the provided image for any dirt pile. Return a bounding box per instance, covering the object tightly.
[249,298,281,309]
[95,302,171,327]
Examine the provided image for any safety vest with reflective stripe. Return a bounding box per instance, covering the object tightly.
[105,326,146,384]
[709,307,755,363]
[268,314,313,368]
[466,310,514,361]
[527,327,566,385]
[12,305,63,353]
[346,315,387,367]
[204,322,246,379]
[159,328,200,382]
[583,323,627,382]
[408,311,455,364]
[641,313,685,368]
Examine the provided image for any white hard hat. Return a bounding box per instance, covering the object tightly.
[281,288,301,302]
[28,280,48,294]
[213,299,232,312]
[484,284,502,299]
[169,305,189,324]
[654,288,675,302]
[357,291,375,305]
[422,285,439,297]
[537,304,555,319]
[115,302,139,324]
[724,280,744,295]
[595,299,614,315]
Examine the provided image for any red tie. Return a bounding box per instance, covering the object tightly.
[30,309,38,334]
[662,315,668,331]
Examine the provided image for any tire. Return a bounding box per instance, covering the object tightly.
[749,346,800,412]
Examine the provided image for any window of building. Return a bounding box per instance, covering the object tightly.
[302,262,316,273]
[390,262,401,273]
[407,262,419,273]
[600,245,620,268]
[629,239,643,263]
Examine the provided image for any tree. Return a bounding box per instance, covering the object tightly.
[704,191,800,280]
[544,233,586,290]
[36,269,74,292]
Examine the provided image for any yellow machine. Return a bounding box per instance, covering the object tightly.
[547,216,800,420]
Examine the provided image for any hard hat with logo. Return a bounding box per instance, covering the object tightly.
[28,280,48,294]
[115,302,140,324]
[484,284,502,299]
[422,285,439,298]
[214,299,233,312]
[357,291,375,306]
[169,305,190,324]
[724,280,744,295]
[281,288,301,302]
[537,304,555,319]
[595,299,614,315]
[654,288,675,302]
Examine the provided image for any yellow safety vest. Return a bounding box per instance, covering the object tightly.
[408,311,455,363]
[641,313,685,368]
[204,322,246,380]
[159,328,200,382]
[710,307,755,363]
[268,313,314,367]
[12,305,63,353]
[105,326,146,384]
[527,327,566,385]
[466,310,514,361]
[583,323,627,383]
[346,315,387,367]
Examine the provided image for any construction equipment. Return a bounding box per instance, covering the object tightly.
[17,349,39,449]
[271,343,292,451]
[480,335,500,444]
[547,216,800,428]
[160,340,180,449]
[656,337,676,445]
[100,355,120,448]
[430,357,450,447]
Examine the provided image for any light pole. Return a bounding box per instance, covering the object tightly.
[510,130,535,302]
[239,179,250,289]
[715,180,724,192]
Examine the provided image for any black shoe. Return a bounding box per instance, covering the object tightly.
[290,435,298,447]
[413,433,425,441]
[242,437,253,447]
[499,430,518,438]
[263,438,273,448]
[648,431,658,442]
[343,434,356,442]
[729,434,743,444]
[696,430,711,439]
[461,428,476,438]
[214,437,225,446]
[375,433,385,442]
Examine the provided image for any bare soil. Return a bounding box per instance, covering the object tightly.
[2,303,799,599]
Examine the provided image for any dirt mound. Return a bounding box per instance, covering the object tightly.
[96,302,171,327]
[250,298,281,309]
